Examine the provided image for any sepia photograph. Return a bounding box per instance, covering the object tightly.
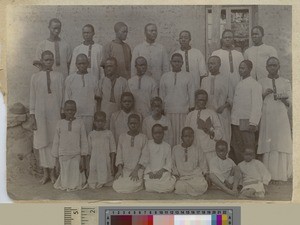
[6,4,292,201]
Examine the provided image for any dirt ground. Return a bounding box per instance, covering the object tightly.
[7,155,292,201]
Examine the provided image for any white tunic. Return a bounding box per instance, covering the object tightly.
[113,133,147,193]
[174,48,207,89]
[201,73,234,145]
[231,76,263,126]
[128,75,158,118]
[244,44,278,81]
[209,156,236,183]
[160,71,195,114]
[88,130,116,188]
[211,49,244,89]
[65,73,99,117]
[30,71,64,149]
[172,144,208,196]
[70,43,104,80]
[35,39,72,79]
[238,159,271,193]
[139,140,175,193]
[142,115,173,146]
[131,41,170,84]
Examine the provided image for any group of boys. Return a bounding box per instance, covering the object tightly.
[29,17,292,199]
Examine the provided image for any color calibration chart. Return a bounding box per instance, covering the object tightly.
[64,206,240,225]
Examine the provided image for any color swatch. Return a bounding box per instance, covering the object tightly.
[110,214,228,225]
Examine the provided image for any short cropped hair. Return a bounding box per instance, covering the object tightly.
[241,60,253,71]
[128,113,141,122]
[144,23,156,33]
[179,30,191,39]
[222,29,234,38]
[76,53,88,61]
[83,24,95,33]
[194,89,208,100]
[251,25,264,36]
[94,111,106,120]
[41,50,54,59]
[266,56,280,65]
[64,100,76,107]
[181,127,194,136]
[152,123,164,134]
[171,53,183,60]
[105,57,118,66]
[120,91,134,102]
[150,96,163,107]
[216,140,228,149]
[208,55,221,65]
[114,22,127,33]
[48,18,61,27]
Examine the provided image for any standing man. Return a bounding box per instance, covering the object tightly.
[212,29,244,89]
[101,22,131,80]
[174,30,206,89]
[244,25,278,81]
[231,60,263,164]
[131,23,169,85]
[70,24,104,81]
[34,18,72,79]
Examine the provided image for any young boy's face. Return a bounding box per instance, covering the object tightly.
[128,117,140,132]
[251,28,263,45]
[121,96,134,111]
[179,32,191,48]
[94,115,106,130]
[152,126,164,144]
[222,31,234,48]
[82,26,94,42]
[208,57,220,74]
[42,54,54,70]
[49,21,61,37]
[195,94,207,109]
[266,58,280,75]
[135,58,148,76]
[244,148,255,162]
[181,129,194,147]
[104,60,117,78]
[64,103,76,119]
[151,100,163,116]
[116,26,128,41]
[239,62,250,78]
[171,56,183,71]
[76,56,89,73]
[216,144,228,160]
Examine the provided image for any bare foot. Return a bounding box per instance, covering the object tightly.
[50,171,56,184]
[40,176,50,184]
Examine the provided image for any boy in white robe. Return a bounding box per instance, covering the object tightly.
[174,30,206,89]
[113,114,147,193]
[244,26,278,81]
[142,97,173,146]
[128,56,158,118]
[30,50,64,184]
[209,140,241,196]
[34,18,72,79]
[52,100,88,191]
[138,124,176,193]
[70,24,103,81]
[211,29,244,89]
[238,148,271,199]
[172,127,208,196]
[258,57,292,182]
[65,54,99,134]
[88,111,116,189]
[99,57,129,126]
[201,56,233,146]
[160,53,195,146]
[185,89,223,165]
[110,92,137,145]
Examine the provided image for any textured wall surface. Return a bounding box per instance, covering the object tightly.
[7,5,291,107]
